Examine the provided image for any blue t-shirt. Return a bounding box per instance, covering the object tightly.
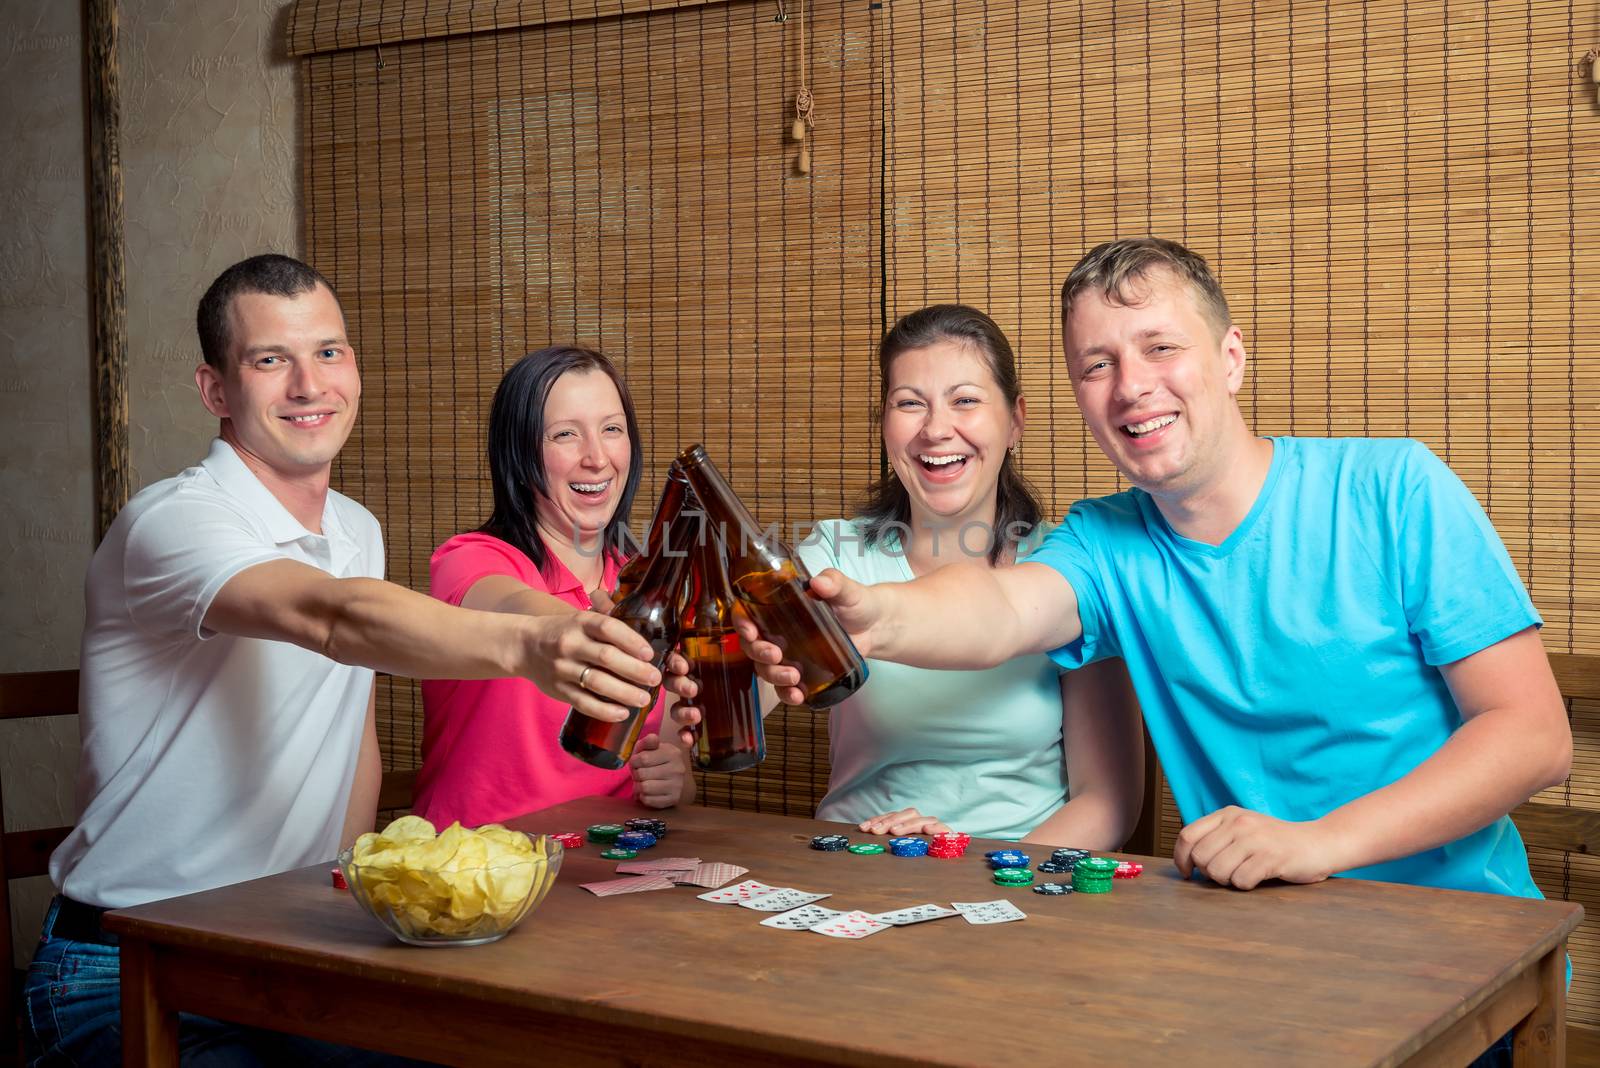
[798,519,1068,840]
[1027,436,1543,898]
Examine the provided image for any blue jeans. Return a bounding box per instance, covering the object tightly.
[23,897,432,1067]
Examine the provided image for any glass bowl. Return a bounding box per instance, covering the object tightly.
[337,832,563,947]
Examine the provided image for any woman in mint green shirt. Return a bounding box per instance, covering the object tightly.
[793,305,1144,845]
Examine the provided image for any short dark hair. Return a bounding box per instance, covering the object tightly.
[195,254,340,369]
[1060,237,1231,338]
[478,346,645,579]
[855,304,1043,565]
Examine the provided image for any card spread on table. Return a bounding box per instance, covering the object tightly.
[580,874,677,897]
[696,879,779,904]
[736,887,831,912]
[952,900,1027,925]
[679,862,748,889]
[759,904,845,930]
[873,903,961,926]
[809,910,891,940]
[614,857,700,875]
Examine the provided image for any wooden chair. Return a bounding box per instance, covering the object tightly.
[0,669,79,1064]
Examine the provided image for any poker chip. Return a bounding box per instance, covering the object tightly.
[1036,860,1075,874]
[1114,861,1144,879]
[986,850,1030,870]
[846,843,886,855]
[551,832,585,850]
[993,867,1034,886]
[1050,847,1090,866]
[625,817,668,838]
[587,823,625,843]
[1076,857,1119,876]
[600,847,638,860]
[889,838,930,858]
[811,834,851,851]
[928,831,970,858]
[614,830,657,850]
[1032,882,1074,895]
[1072,858,1117,894]
[330,867,348,890]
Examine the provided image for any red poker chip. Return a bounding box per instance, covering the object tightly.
[1113,861,1143,879]
[330,867,348,890]
[551,832,585,849]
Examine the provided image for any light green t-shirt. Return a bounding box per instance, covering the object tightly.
[796,518,1068,841]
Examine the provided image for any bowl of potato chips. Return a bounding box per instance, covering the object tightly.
[338,815,562,946]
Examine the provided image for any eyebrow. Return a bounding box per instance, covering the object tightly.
[888,382,986,395]
[240,338,347,359]
[1071,327,1188,360]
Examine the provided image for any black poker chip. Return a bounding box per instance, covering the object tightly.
[811,834,850,851]
[625,817,668,837]
[1050,847,1090,864]
[1037,860,1077,874]
[1032,882,1074,895]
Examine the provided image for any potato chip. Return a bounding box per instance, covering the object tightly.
[347,816,550,940]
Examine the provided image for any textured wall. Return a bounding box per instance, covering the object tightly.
[0,0,299,967]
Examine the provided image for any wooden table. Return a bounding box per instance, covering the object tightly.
[107,798,1580,1067]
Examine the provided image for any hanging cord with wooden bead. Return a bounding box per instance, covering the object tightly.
[790,0,814,174]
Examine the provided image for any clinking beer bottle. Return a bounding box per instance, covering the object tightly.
[613,463,690,606]
[677,443,868,708]
[558,504,693,770]
[681,526,765,772]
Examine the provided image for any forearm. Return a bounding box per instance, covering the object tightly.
[1022,790,1136,852]
[339,695,382,848]
[1316,705,1570,872]
[315,578,545,679]
[871,563,1070,669]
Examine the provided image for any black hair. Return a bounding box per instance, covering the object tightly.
[478,346,644,578]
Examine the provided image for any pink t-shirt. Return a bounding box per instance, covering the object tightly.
[414,532,665,828]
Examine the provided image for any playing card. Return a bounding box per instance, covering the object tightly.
[872,903,961,926]
[759,904,845,930]
[951,899,1027,925]
[809,910,891,940]
[679,862,749,889]
[696,879,778,904]
[737,888,831,912]
[580,874,677,897]
[614,857,700,875]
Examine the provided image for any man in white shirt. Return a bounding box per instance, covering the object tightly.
[24,254,688,1066]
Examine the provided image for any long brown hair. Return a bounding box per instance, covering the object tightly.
[855,304,1043,565]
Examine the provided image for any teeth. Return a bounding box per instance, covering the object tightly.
[287,414,326,423]
[571,481,610,493]
[919,454,968,466]
[1125,415,1176,435]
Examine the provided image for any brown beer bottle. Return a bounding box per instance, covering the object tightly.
[681,526,765,772]
[558,503,693,770]
[677,444,868,708]
[612,463,690,606]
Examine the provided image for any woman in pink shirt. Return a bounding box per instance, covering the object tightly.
[415,346,693,828]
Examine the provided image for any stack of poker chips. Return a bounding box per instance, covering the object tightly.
[625,817,668,839]
[614,830,658,852]
[928,831,971,858]
[847,843,885,855]
[1072,856,1119,894]
[1114,861,1144,879]
[888,836,930,857]
[1032,881,1073,895]
[811,833,850,851]
[1036,847,1089,875]
[550,832,585,851]
[586,823,625,845]
[992,866,1034,887]
[984,849,1031,870]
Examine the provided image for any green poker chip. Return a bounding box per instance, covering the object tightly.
[587,823,625,843]
[992,867,1034,885]
[1075,857,1119,876]
[600,847,638,860]
[846,843,886,855]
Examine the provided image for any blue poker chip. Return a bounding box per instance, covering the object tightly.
[986,850,1030,869]
[889,838,929,857]
[614,830,657,850]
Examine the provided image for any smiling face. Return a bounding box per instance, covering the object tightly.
[195,283,359,480]
[1063,267,1249,499]
[882,338,1024,532]
[532,368,632,547]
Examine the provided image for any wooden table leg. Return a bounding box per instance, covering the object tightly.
[1512,941,1566,1067]
[120,937,179,1067]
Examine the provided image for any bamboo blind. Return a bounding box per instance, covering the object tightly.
[299,0,881,819]
[298,0,1600,1022]
[881,0,1598,1024]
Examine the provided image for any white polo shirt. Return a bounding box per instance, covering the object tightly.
[51,438,384,909]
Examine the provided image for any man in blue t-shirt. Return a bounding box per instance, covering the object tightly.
[747,237,1569,903]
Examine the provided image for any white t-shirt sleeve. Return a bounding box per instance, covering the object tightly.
[121,490,287,639]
